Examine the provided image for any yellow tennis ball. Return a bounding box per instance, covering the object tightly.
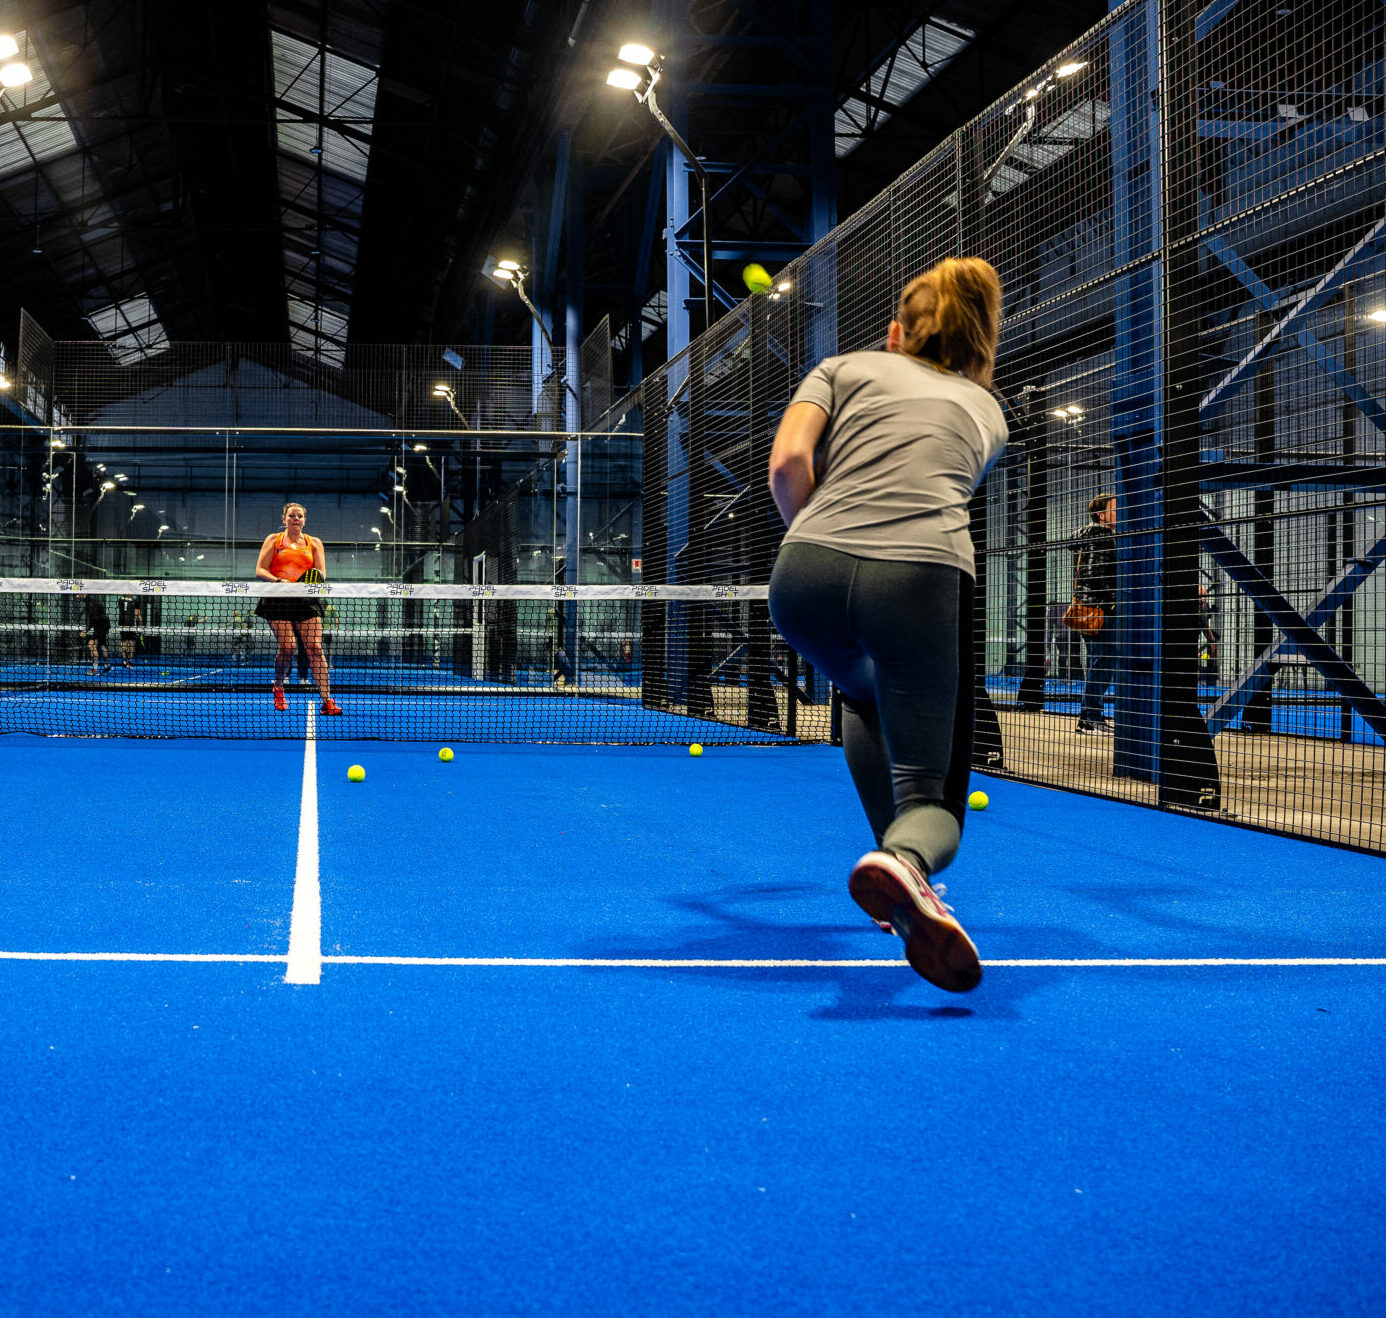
[689,743,704,757]
[742,262,772,295]
[438,747,454,762]
[968,790,989,811]
[347,765,366,783]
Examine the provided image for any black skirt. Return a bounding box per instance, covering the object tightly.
[255,597,324,623]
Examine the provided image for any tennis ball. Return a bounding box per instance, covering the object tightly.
[347,764,366,783]
[968,790,989,811]
[742,262,773,295]
[438,747,454,762]
[689,743,704,757]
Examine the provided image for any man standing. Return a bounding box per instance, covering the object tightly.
[1074,493,1118,735]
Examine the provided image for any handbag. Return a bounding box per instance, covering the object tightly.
[1062,598,1104,638]
[1063,543,1105,638]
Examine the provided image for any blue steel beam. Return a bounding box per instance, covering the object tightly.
[1206,531,1386,735]
[1195,0,1248,42]
[1200,222,1386,436]
[1198,515,1386,740]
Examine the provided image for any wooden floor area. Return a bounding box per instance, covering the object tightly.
[996,708,1384,853]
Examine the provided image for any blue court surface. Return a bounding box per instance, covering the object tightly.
[2,726,1384,1316]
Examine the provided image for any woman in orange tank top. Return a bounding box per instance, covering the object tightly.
[254,502,342,715]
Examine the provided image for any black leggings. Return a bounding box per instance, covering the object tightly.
[768,541,976,878]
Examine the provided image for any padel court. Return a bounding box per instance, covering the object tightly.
[2,724,1382,1316]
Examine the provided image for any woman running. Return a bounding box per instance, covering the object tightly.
[255,502,342,716]
[767,257,1007,992]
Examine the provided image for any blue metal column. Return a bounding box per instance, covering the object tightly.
[1107,0,1161,782]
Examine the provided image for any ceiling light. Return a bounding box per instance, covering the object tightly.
[0,36,19,60]
[617,43,656,66]
[606,68,643,92]
[0,62,32,88]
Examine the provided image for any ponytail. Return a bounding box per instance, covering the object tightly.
[894,257,1003,388]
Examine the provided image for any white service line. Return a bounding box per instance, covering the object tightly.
[0,953,1383,969]
[284,702,322,984]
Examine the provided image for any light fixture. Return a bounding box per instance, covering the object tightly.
[0,62,32,89]
[0,373,10,389]
[100,480,116,491]
[379,505,390,514]
[115,473,128,482]
[606,44,714,329]
[413,443,428,452]
[157,524,171,536]
[49,437,66,449]
[393,483,405,493]
[95,463,106,471]
[0,35,18,59]
[131,503,145,512]
[431,383,451,397]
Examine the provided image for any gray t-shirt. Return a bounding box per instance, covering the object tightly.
[780,351,1008,575]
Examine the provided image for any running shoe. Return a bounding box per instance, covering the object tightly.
[320,697,343,716]
[849,851,982,992]
[273,686,288,711]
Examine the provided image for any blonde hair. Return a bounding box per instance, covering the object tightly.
[894,257,1003,388]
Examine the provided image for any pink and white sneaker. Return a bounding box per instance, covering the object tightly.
[849,851,982,992]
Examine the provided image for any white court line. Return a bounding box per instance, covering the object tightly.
[284,703,322,984]
[1,953,1383,969]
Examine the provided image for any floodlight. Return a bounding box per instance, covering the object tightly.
[618,43,656,66]
[0,62,32,88]
[0,36,19,60]
[606,68,643,92]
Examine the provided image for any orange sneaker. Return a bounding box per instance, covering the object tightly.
[320,697,342,716]
[849,851,982,992]
[272,686,287,711]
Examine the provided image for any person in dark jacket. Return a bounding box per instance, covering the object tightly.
[1074,492,1117,734]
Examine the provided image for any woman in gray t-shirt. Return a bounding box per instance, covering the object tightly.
[767,257,1007,993]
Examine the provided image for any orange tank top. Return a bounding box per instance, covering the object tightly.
[270,533,317,582]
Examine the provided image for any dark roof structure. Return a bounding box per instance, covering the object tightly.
[0,0,1109,368]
